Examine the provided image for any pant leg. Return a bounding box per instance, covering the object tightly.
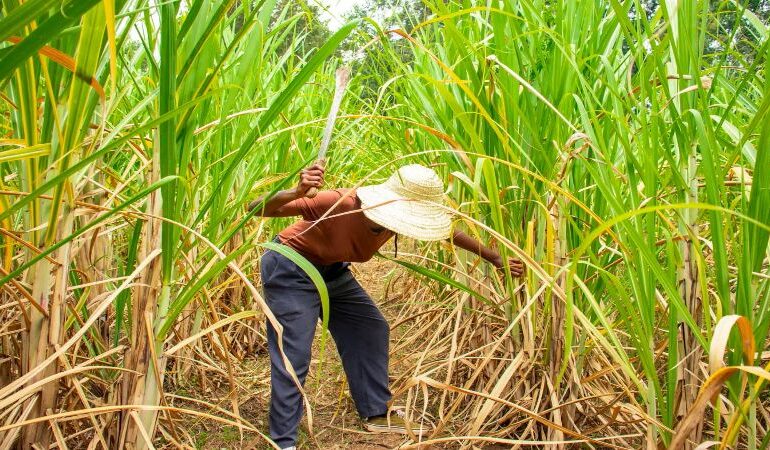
[261,250,320,448]
[326,271,392,418]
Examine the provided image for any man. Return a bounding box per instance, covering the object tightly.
[250,163,524,450]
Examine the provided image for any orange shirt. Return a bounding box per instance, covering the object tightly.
[277,189,394,265]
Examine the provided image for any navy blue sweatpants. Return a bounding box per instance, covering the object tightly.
[260,247,391,448]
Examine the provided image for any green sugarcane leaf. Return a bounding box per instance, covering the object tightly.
[0,143,49,162]
[0,89,223,225]
[193,20,359,226]
[259,242,331,369]
[0,0,102,85]
[45,2,106,245]
[0,0,61,43]
[176,0,237,86]
[158,243,253,340]
[382,254,498,310]
[158,0,178,284]
[114,219,143,347]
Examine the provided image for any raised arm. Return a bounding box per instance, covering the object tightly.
[248,164,325,217]
[450,230,524,278]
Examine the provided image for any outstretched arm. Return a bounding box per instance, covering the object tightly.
[248,164,325,217]
[450,230,525,278]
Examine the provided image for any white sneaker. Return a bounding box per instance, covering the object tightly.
[281,447,296,450]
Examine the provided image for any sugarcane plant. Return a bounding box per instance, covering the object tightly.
[0,0,357,448]
[347,0,770,447]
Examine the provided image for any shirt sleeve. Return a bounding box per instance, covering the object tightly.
[284,190,341,221]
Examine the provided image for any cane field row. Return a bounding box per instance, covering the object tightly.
[0,0,769,449]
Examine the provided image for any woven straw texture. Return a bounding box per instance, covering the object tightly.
[357,164,452,241]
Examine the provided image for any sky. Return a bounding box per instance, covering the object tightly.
[314,0,368,30]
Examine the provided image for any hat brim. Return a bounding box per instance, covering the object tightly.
[357,185,452,241]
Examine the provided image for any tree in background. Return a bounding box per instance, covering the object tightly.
[346,0,431,31]
[273,0,333,56]
[335,0,430,107]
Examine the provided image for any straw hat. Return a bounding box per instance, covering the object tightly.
[357,164,453,241]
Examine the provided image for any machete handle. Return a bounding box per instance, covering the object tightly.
[303,158,326,199]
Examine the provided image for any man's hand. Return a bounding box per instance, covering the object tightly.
[492,255,525,278]
[449,231,526,279]
[247,164,325,217]
[295,164,325,198]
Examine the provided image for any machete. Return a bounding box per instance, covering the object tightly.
[305,66,351,198]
